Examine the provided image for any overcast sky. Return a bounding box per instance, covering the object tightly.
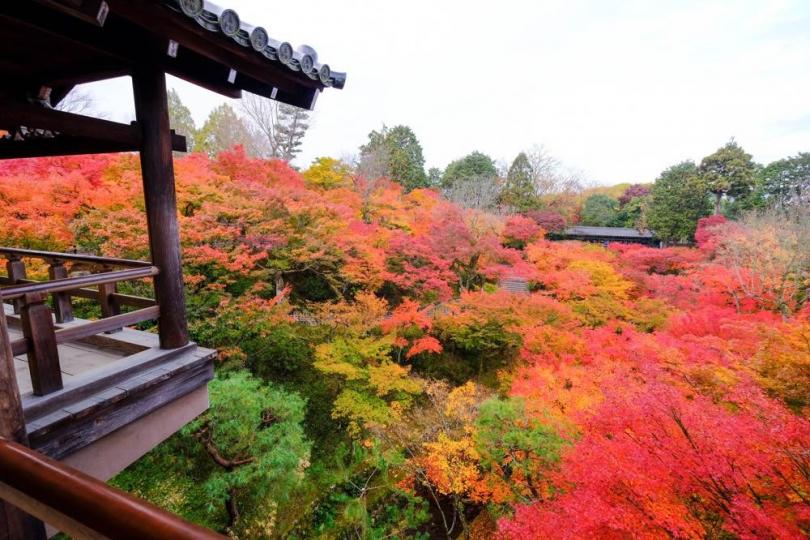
[81,0,810,184]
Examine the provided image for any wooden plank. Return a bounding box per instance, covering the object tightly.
[20,293,63,396]
[63,287,98,301]
[10,338,26,357]
[22,342,197,420]
[29,356,214,459]
[53,306,159,344]
[110,293,156,309]
[132,65,189,349]
[0,292,47,539]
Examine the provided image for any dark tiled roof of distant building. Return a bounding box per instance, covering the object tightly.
[563,226,655,239]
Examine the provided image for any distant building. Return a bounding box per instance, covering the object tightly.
[550,226,660,247]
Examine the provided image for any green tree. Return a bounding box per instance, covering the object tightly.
[646,161,712,243]
[112,372,310,537]
[359,125,427,191]
[699,139,757,214]
[427,167,443,187]
[580,194,619,226]
[167,88,197,152]
[474,397,566,500]
[441,151,498,188]
[197,103,261,157]
[501,152,537,210]
[759,152,810,210]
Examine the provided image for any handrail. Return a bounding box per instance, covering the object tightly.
[0,247,153,268]
[1,266,159,300]
[0,437,225,539]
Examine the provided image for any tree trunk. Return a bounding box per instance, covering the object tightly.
[225,488,239,530]
[714,192,722,215]
[274,272,287,303]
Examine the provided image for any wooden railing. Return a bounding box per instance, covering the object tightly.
[0,436,224,539]
[0,248,160,396]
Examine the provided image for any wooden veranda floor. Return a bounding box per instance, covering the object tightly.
[4,304,150,395]
[2,303,215,460]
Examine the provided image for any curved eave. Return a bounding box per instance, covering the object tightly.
[161,0,346,91]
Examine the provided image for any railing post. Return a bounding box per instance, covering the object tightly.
[5,256,26,314]
[47,259,74,323]
[0,292,47,539]
[20,293,62,396]
[98,267,122,333]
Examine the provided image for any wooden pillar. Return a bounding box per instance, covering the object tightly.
[131,66,189,349]
[0,293,47,540]
[20,293,62,396]
[48,260,74,324]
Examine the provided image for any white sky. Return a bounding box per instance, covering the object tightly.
[80,0,810,184]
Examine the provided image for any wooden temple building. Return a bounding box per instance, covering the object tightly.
[550,225,661,247]
[0,1,345,537]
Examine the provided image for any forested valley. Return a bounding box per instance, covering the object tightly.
[0,126,808,538]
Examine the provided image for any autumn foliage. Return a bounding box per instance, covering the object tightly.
[2,149,808,538]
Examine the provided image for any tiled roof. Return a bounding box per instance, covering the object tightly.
[564,226,655,239]
[166,0,346,90]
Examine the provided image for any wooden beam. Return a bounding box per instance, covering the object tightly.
[0,100,133,144]
[131,66,189,349]
[54,306,159,344]
[36,0,110,27]
[9,306,160,357]
[0,101,187,159]
[0,292,48,539]
[0,137,134,160]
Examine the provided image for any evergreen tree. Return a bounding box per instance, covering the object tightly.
[759,152,810,210]
[441,151,498,188]
[699,139,757,214]
[197,103,261,157]
[501,152,536,210]
[427,167,443,187]
[275,104,310,162]
[580,194,619,227]
[647,161,712,243]
[359,125,427,191]
[167,88,197,152]
[112,372,310,536]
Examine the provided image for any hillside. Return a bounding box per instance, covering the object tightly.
[1,150,808,538]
